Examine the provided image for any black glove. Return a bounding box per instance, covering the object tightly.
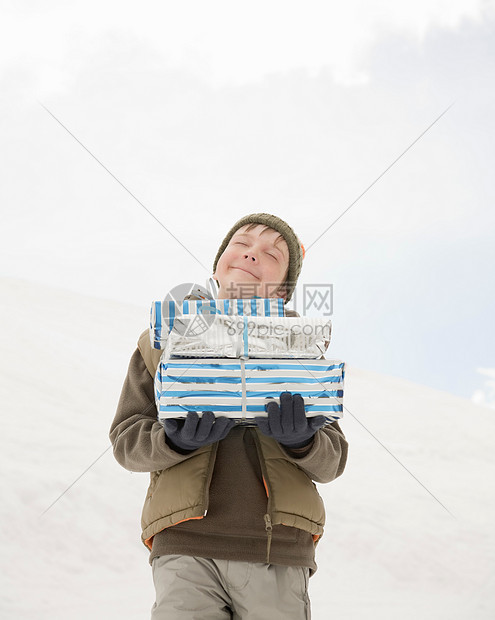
[254,391,326,449]
[163,411,235,453]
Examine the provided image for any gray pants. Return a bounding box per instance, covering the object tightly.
[151,555,311,619]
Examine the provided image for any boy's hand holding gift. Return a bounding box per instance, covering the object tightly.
[163,411,235,453]
[255,391,326,449]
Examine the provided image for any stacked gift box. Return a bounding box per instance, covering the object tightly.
[151,297,345,425]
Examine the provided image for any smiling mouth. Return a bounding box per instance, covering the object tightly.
[232,267,259,279]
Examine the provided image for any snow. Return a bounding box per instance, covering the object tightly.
[1,276,494,618]
[472,368,495,409]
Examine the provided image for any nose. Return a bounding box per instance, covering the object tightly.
[242,250,258,262]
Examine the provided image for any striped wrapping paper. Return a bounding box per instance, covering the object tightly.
[150,298,286,350]
[155,357,345,425]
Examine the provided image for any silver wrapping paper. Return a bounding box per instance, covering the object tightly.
[163,314,332,360]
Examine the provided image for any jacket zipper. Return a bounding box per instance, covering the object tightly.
[251,428,274,564]
[263,513,273,563]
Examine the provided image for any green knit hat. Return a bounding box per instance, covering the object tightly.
[212,213,305,303]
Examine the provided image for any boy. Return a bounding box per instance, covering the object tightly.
[109,213,348,619]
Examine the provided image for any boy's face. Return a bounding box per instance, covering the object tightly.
[213,224,290,300]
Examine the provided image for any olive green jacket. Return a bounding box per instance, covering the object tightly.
[133,328,344,552]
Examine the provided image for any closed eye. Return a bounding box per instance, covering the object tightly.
[234,241,277,260]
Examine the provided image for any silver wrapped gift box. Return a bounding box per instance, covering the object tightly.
[162,314,332,360]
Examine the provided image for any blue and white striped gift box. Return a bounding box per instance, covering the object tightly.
[150,298,286,350]
[155,357,345,425]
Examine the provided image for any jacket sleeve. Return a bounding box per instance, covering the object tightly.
[282,421,348,484]
[109,347,197,473]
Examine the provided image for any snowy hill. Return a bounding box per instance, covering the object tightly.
[1,276,493,619]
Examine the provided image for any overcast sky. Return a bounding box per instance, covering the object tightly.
[1,0,494,405]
